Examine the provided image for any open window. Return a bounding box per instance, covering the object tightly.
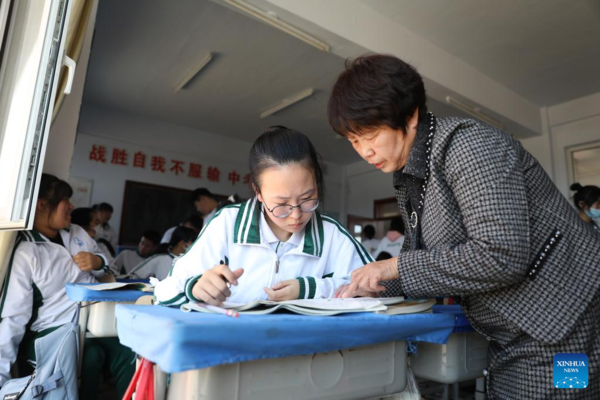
[0,0,74,230]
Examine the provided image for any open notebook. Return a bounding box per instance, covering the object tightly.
[180,297,435,316]
[74,282,154,292]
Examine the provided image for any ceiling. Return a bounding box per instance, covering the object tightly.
[362,0,600,107]
[82,0,600,166]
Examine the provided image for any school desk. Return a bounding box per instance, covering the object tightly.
[115,304,456,400]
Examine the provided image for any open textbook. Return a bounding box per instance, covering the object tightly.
[75,282,154,292]
[180,297,435,316]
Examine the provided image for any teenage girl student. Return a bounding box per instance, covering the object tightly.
[0,174,134,399]
[70,207,114,263]
[570,183,600,231]
[155,126,373,306]
[129,226,196,280]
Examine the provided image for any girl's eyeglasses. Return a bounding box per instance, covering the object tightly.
[263,199,319,219]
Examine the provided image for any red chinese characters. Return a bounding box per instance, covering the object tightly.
[170,160,185,175]
[228,170,240,185]
[89,145,107,163]
[111,149,128,166]
[151,156,166,173]
[189,163,202,179]
[133,151,146,168]
[207,167,220,182]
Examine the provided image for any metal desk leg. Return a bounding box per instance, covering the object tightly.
[77,301,90,382]
[475,377,486,400]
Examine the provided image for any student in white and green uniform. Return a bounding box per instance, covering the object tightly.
[129,226,196,280]
[109,230,160,276]
[0,174,134,399]
[155,126,373,306]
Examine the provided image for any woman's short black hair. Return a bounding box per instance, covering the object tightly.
[328,54,427,137]
[168,226,197,248]
[71,208,95,229]
[570,183,600,210]
[249,126,325,201]
[192,188,213,203]
[38,173,73,216]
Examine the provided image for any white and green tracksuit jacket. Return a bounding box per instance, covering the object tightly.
[0,225,108,386]
[129,253,176,280]
[154,197,374,306]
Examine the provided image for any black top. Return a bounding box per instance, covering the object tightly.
[49,232,66,248]
[392,113,436,250]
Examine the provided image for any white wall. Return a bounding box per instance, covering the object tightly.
[70,104,343,237]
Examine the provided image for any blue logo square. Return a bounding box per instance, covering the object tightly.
[554,353,588,389]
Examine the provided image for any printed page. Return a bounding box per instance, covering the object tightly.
[277,298,384,311]
[75,282,150,291]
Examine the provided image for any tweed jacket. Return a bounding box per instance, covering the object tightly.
[385,116,600,346]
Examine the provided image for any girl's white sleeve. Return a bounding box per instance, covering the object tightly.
[304,231,374,299]
[0,246,34,386]
[154,214,228,306]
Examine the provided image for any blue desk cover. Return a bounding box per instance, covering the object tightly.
[432,305,474,333]
[116,304,456,373]
[65,283,148,302]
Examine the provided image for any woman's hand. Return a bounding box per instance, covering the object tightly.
[341,257,400,298]
[192,264,244,306]
[264,279,299,301]
[334,284,378,299]
[73,252,103,271]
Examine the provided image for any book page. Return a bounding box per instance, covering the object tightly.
[276,298,384,311]
[75,282,152,291]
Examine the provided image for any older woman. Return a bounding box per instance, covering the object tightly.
[329,54,600,399]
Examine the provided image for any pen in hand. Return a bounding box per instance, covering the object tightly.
[220,260,231,288]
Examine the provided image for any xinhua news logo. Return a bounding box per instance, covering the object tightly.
[554,353,588,389]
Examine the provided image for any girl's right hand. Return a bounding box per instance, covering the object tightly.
[191,264,244,306]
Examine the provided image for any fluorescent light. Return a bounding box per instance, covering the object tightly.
[223,0,329,53]
[174,53,213,92]
[260,88,314,119]
[445,96,504,130]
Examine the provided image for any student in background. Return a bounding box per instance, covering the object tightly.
[110,230,160,276]
[193,188,220,224]
[70,207,113,263]
[155,126,373,306]
[373,217,405,259]
[160,214,202,244]
[570,183,600,231]
[129,226,196,280]
[93,202,118,250]
[0,174,133,399]
[361,224,380,257]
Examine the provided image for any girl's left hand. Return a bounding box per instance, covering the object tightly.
[73,252,103,271]
[341,257,400,298]
[264,279,299,301]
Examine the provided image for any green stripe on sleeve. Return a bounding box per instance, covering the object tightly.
[296,277,306,299]
[0,237,24,322]
[157,292,186,306]
[184,274,203,302]
[307,277,316,299]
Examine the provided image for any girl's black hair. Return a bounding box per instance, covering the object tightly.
[96,203,114,213]
[70,208,95,229]
[570,183,600,210]
[363,225,376,240]
[249,126,325,201]
[168,226,197,248]
[38,173,73,217]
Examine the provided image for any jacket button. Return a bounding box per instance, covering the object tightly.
[483,368,489,377]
